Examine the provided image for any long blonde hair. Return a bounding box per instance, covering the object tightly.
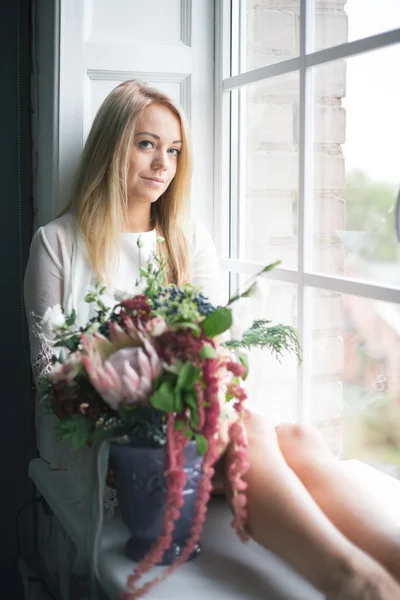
[60,80,193,285]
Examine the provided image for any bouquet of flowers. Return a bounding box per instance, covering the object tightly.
[38,238,301,598]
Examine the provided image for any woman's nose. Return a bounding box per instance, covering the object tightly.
[152,151,168,170]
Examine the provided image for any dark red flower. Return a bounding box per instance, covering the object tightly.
[120,295,152,326]
[156,329,214,364]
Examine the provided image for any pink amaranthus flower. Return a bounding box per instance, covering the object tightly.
[121,357,247,599]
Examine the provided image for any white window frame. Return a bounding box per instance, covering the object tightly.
[214,0,400,423]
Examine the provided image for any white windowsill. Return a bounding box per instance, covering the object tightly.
[29,458,400,600]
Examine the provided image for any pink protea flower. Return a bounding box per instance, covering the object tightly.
[80,331,115,360]
[82,345,162,410]
[109,320,141,348]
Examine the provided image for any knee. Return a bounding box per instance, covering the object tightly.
[275,423,332,472]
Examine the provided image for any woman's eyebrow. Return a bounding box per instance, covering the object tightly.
[135,131,182,144]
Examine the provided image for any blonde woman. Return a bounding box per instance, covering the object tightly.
[25,81,219,384]
[24,81,400,599]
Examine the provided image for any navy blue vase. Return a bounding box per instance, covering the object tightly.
[109,440,203,565]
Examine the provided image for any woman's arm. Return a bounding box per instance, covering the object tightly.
[24,225,65,380]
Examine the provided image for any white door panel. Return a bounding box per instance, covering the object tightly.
[88,0,183,45]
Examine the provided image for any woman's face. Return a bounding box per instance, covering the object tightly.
[127,104,182,204]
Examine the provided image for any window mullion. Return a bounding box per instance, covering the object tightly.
[297,0,314,424]
[223,28,400,92]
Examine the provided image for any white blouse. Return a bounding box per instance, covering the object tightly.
[24,212,221,477]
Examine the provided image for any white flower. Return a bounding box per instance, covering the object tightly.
[112,283,145,302]
[41,304,66,336]
[145,316,167,337]
[86,322,101,334]
[230,298,253,341]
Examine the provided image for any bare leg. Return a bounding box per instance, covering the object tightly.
[276,423,400,582]
[223,414,400,599]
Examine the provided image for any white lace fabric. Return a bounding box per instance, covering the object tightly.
[28,312,55,381]
[24,212,221,511]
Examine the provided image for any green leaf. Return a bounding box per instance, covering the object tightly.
[184,391,200,428]
[200,344,217,359]
[226,319,302,365]
[149,382,175,412]
[57,415,92,450]
[175,322,201,336]
[183,428,193,440]
[53,335,80,352]
[184,391,197,410]
[65,309,77,327]
[176,361,201,392]
[195,433,208,456]
[173,391,183,413]
[174,419,186,431]
[153,372,177,391]
[201,307,232,338]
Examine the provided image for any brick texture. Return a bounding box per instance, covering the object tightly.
[245,0,348,449]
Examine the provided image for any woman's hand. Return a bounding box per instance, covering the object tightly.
[215,402,239,460]
[210,402,240,495]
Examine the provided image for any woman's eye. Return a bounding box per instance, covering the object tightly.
[168,148,180,157]
[139,141,154,149]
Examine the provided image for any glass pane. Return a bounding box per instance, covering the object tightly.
[313,0,400,53]
[310,288,400,475]
[237,1,300,73]
[240,277,298,423]
[310,46,400,286]
[236,73,299,269]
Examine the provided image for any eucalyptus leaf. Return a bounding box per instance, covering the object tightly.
[176,361,201,391]
[200,344,217,359]
[65,309,77,327]
[195,433,208,456]
[150,382,175,412]
[201,307,232,338]
[184,391,197,410]
[173,391,183,413]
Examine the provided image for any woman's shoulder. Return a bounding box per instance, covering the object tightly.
[40,212,76,240]
[29,213,77,269]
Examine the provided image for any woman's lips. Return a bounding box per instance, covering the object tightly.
[142,176,165,186]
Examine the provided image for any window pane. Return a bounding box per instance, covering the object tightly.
[237,1,300,73]
[310,288,400,474]
[243,278,298,423]
[310,46,400,286]
[235,73,299,268]
[313,0,400,53]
